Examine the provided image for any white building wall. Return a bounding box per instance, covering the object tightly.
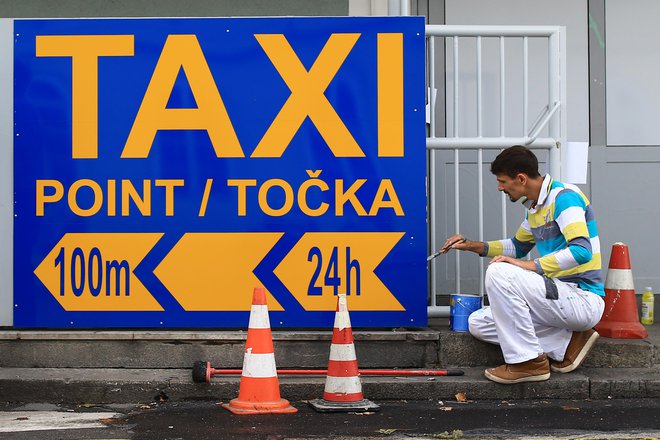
[349,0,389,16]
[606,0,660,145]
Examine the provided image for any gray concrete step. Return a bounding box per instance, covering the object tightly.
[0,366,658,404]
[1,323,658,404]
[0,329,439,369]
[1,322,657,369]
[434,319,660,369]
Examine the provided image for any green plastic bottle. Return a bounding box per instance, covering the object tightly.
[641,287,654,325]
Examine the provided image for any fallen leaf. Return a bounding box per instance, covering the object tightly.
[353,411,375,415]
[561,406,580,411]
[99,417,119,425]
[455,392,467,402]
[439,406,453,411]
[15,417,29,421]
[376,429,398,434]
[434,429,464,438]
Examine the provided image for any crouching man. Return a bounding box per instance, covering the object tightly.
[442,145,605,384]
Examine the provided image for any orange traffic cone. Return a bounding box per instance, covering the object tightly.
[595,243,648,339]
[222,287,297,414]
[308,294,380,412]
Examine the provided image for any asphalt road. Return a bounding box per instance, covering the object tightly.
[1,398,660,439]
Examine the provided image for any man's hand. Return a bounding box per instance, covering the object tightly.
[489,255,537,272]
[440,234,468,253]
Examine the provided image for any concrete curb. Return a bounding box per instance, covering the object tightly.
[2,326,657,369]
[1,367,658,404]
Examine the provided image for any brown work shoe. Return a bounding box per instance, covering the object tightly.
[550,329,599,373]
[484,354,550,384]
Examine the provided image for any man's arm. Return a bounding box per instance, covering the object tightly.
[440,234,485,255]
[441,221,537,271]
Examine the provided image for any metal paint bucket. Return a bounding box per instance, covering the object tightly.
[449,294,482,332]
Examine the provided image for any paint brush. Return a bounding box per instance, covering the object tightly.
[427,237,466,261]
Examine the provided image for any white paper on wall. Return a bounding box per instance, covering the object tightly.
[562,141,589,184]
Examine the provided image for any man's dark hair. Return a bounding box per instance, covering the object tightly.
[490,145,541,179]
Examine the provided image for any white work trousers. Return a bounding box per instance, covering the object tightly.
[468,262,605,364]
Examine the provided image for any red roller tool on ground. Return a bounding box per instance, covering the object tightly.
[192,363,465,383]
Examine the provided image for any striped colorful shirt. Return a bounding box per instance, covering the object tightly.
[484,175,605,296]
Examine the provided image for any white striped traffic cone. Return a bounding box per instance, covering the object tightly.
[308,294,380,412]
[222,287,297,414]
[595,243,648,339]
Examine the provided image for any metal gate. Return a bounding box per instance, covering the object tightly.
[425,25,566,317]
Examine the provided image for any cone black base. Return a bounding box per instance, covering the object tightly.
[308,398,380,413]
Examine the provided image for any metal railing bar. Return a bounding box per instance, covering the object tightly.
[477,36,482,137]
[478,148,484,296]
[400,0,410,16]
[453,34,461,294]
[427,305,450,317]
[454,148,461,294]
[428,35,437,308]
[426,25,561,37]
[526,101,560,143]
[500,36,505,137]
[528,104,549,139]
[426,137,557,149]
[453,36,459,137]
[548,32,559,179]
[523,36,529,134]
[557,28,567,179]
[548,33,556,133]
[424,102,559,150]
[477,36,485,295]
[430,148,437,307]
[429,37,436,138]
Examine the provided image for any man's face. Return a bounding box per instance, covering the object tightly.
[496,173,526,202]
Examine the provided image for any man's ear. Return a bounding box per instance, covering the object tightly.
[517,173,527,185]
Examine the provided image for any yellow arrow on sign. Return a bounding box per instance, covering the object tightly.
[34,233,164,311]
[154,233,284,311]
[274,232,405,311]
